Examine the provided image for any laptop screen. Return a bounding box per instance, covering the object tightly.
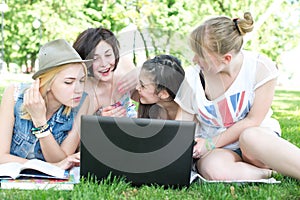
[80,115,196,187]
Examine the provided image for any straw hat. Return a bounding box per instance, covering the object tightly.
[32,39,92,79]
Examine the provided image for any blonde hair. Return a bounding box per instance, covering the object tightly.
[21,63,87,120]
[190,12,254,58]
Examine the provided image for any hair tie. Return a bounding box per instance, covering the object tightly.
[233,18,241,35]
[153,56,160,64]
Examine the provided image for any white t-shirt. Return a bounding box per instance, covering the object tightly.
[175,50,281,150]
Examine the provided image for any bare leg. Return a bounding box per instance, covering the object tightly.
[240,127,300,180]
[197,148,271,180]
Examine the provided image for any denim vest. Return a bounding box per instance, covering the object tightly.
[10,83,86,161]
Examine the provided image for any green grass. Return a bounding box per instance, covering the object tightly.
[272,90,300,147]
[0,85,299,199]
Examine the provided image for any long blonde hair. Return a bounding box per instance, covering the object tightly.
[190,12,254,58]
[21,63,87,120]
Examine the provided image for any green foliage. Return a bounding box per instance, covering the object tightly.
[187,0,300,63]
[273,90,300,146]
[1,0,299,72]
[4,1,93,71]
[252,0,300,64]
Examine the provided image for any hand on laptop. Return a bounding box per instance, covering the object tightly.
[192,138,208,159]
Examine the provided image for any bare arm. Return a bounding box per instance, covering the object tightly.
[191,78,278,158]
[0,82,89,165]
[175,107,195,121]
[19,79,88,162]
[115,56,139,96]
[21,79,65,162]
[212,78,277,148]
[39,95,90,162]
[0,84,28,164]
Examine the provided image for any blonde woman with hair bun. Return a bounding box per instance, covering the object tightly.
[175,12,300,181]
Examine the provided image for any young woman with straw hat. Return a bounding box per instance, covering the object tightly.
[0,39,91,169]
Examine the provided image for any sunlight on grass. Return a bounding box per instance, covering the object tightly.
[273,90,300,146]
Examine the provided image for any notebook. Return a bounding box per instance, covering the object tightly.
[80,115,196,188]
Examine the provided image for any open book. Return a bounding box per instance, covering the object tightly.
[0,167,79,190]
[0,159,68,180]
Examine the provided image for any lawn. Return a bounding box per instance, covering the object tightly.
[0,76,299,199]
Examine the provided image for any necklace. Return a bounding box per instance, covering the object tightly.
[93,84,103,115]
[92,76,115,115]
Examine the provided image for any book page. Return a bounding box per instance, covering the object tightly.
[0,166,80,190]
[0,162,23,179]
[69,166,80,184]
[21,159,66,179]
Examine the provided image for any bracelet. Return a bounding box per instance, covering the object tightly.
[205,138,216,151]
[31,123,50,134]
[35,129,51,139]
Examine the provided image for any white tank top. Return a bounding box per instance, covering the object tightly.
[175,50,280,150]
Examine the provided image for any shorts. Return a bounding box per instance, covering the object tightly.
[233,148,242,157]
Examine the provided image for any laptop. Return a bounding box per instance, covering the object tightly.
[80,115,196,188]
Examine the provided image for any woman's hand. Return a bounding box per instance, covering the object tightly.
[192,138,208,159]
[55,152,80,170]
[116,68,139,95]
[23,79,47,127]
[101,105,127,117]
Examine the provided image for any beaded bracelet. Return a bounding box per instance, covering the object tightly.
[35,129,51,139]
[205,138,216,151]
[31,123,49,134]
[31,123,50,135]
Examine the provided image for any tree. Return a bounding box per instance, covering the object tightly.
[4,0,95,72]
[2,0,299,72]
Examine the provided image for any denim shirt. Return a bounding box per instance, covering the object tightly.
[10,83,86,161]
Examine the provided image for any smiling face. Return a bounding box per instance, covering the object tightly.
[49,63,86,108]
[92,41,116,82]
[136,70,161,104]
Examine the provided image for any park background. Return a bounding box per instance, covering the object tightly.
[0,0,299,91]
[0,0,299,199]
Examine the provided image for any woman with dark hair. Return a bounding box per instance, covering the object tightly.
[73,27,137,117]
[137,54,185,120]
